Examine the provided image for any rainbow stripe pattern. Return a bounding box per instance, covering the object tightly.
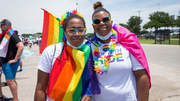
[47,43,100,101]
[39,9,64,54]
[0,27,14,57]
[102,45,109,52]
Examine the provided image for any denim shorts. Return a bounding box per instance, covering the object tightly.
[2,59,20,80]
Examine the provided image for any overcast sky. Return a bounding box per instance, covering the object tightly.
[0,0,180,35]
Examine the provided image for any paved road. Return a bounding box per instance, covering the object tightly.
[1,44,180,101]
[141,44,180,69]
[141,44,180,101]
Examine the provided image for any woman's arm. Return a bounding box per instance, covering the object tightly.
[134,69,149,101]
[34,70,49,101]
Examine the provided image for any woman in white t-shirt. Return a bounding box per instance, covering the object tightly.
[90,2,151,101]
[34,11,100,101]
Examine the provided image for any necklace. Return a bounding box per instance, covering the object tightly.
[93,29,117,75]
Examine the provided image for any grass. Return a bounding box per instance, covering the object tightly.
[138,39,180,45]
[138,39,155,44]
[170,35,179,39]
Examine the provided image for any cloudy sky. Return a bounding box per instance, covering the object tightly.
[0,0,180,34]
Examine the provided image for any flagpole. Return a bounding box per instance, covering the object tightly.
[76,2,78,11]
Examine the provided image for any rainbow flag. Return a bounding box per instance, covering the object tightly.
[39,9,64,54]
[47,43,100,101]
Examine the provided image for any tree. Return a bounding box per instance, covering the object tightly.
[169,15,176,28]
[36,32,42,35]
[146,11,171,30]
[141,30,149,34]
[143,21,153,29]
[119,23,129,29]
[127,16,142,35]
[176,16,180,27]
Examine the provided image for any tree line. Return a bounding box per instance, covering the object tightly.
[21,32,42,37]
[119,11,180,35]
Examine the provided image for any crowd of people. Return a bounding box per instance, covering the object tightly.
[0,1,151,101]
[20,36,41,49]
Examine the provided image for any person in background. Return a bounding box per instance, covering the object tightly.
[0,19,24,101]
[0,58,12,101]
[34,10,100,101]
[21,37,25,47]
[90,1,151,101]
[25,37,28,46]
[28,37,33,49]
[38,36,42,51]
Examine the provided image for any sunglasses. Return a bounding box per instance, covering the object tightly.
[66,28,87,36]
[93,17,110,24]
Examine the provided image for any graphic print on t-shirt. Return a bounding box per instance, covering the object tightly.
[98,44,124,65]
[102,45,110,52]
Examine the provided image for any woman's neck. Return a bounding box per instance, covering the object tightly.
[99,37,111,43]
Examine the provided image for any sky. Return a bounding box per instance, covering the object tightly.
[0,0,180,35]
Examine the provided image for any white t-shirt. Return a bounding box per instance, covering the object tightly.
[37,43,64,101]
[28,39,33,44]
[91,40,144,101]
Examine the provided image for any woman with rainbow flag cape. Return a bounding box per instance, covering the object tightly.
[34,10,100,101]
[90,1,151,101]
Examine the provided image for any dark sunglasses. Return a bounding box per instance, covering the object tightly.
[93,17,110,24]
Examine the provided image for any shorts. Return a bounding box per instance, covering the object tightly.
[2,59,20,80]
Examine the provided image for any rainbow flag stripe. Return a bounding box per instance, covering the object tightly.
[39,9,64,54]
[47,43,100,101]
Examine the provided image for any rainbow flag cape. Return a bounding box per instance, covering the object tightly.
[47,42,100,101]
[39,9,64,54]
[113,24,151,88]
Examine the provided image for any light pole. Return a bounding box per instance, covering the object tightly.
[137,11,142,35]
[76,2,78,11]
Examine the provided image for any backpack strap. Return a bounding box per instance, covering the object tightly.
[58,44,65,60]
[53,44,56,58]
[51,43,65,65]
[51,44,56,65]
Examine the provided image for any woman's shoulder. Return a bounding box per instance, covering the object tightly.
[44,42,64,52]
[55,42,64,49]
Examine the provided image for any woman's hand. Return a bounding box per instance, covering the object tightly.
[8,59,17,64]
[81,95,91,101]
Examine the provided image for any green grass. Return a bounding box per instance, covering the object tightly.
[170,35,179,39]
[138,39,155,44]
[138,39,179,45]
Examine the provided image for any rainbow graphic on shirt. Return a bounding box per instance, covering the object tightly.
[102,45,110,52]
